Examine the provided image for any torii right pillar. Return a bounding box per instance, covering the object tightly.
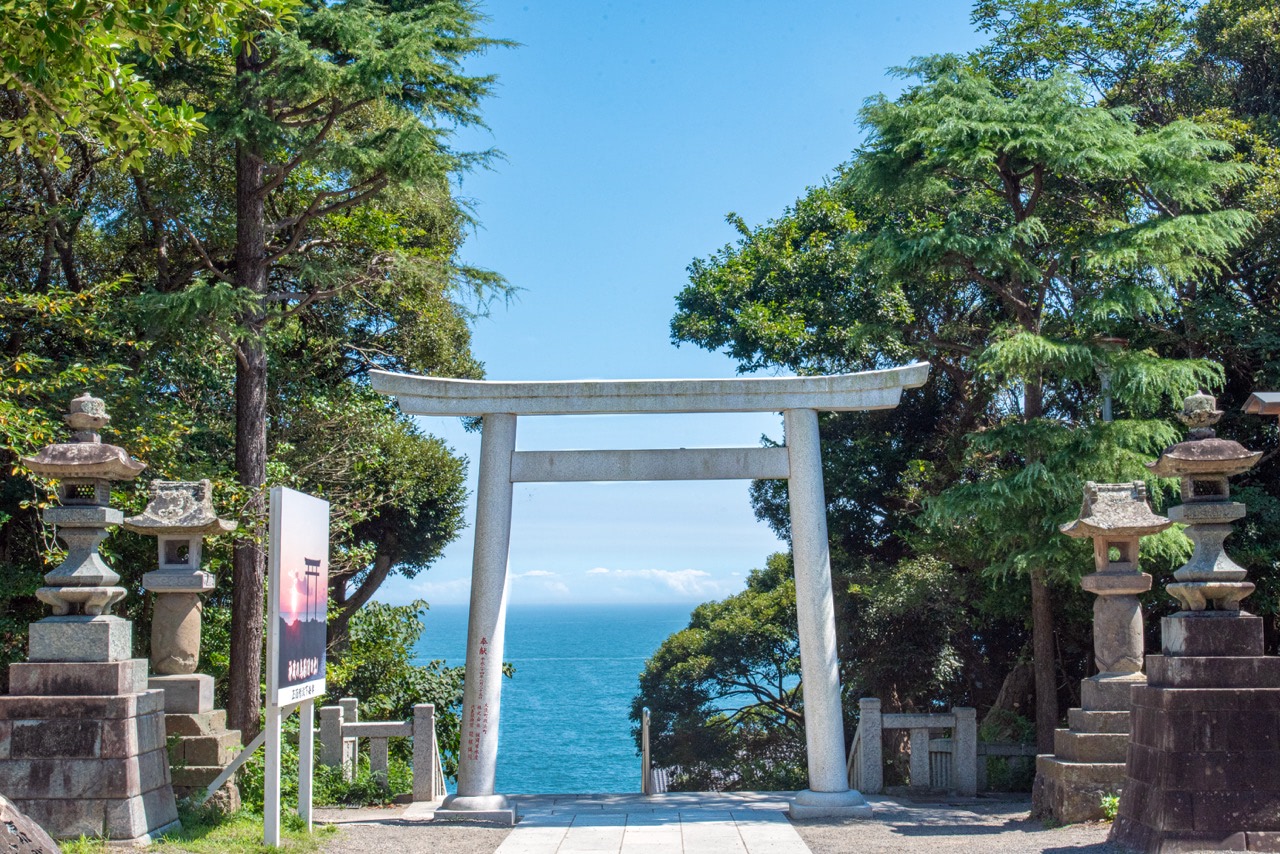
[1111,393,1280,852]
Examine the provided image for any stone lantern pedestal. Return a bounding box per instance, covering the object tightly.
[1111,393,1280,852]
[124,480,242,806]
[0,395,178,842]
[1034,481,1170,824]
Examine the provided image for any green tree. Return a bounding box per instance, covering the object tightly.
[0,1,505,734]
[850,58,1250,747]
[971,0,1280,640]
[674,58,1252,750]
[0,0,295,167]
[114,0,509,738]
[632,554,808,790]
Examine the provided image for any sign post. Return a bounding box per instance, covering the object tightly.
[264,486,330,847]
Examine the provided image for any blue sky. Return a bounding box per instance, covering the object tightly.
[378,0,984,607]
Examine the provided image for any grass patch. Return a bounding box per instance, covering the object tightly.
[60,801,338,853]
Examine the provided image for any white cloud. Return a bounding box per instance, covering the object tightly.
[513,569,558,579]
[584,567,728,598]
[384,575,471,605]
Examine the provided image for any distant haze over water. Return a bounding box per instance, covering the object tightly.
[414,602,693,794]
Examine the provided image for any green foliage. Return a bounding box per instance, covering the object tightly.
[61,800,335,853]
[0,0,297,168]
[0,0,499,680]
[1102,792,1121,821]
[670,4,1261,758]
[632,554,807,791]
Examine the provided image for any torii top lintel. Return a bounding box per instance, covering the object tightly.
[369,362,930,417]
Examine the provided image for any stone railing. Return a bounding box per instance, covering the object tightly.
[847,697,978,796]
[318,698,446,802]
[976,740,1038,792]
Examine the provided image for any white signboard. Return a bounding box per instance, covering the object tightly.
[264,486,330,846]
[267,486,329,707]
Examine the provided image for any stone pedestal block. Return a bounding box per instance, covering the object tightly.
[165,709,227,737]
[1162,612,1262,657]
[28,616,131,663]
[0,682,178,843]
[9,658,146,696]
[148,673,213,714]
[1081,673,1144,710]
[1111,615,1280,852]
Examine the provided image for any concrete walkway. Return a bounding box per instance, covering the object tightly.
[493,792,809,854]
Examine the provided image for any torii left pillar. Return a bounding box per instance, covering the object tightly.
[435,413,517,823]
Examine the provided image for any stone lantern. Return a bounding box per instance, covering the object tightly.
[123,480,243,807]
[1062,481,1171,681]
[1034,481,1170,824]
[22,392,145,631]
[0,394,179,842]
[1111,393,1280,851]
[124,480,235,707]
[1147,391,1260,614]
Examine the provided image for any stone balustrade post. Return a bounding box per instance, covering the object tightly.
[908,728,931,789]
[412,704,440,802]
[953,706,978,797]
[319,705,343,769]
[339,697,359,781]
[369,738,389,784]
[857,697,884,795]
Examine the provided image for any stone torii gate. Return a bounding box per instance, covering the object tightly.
[371,362,930,823]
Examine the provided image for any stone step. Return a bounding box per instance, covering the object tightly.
[170,764,230,789]
[1053,729,1129,764]
[1081,676,1142,711]
[169,729,243,767]
[1147,655,1280,689]
[165,709,228,737]
[1067,708,1131,734]
[1034,754,1128,824]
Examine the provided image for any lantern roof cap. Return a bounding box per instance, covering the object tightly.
[1147,438,1261,478]
[1061,481,1171,539]
[123,479,236,536]
[20,394,145,481]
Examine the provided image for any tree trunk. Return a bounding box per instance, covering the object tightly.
[227,42,269,742]
[1024,377,1059,752]
[327,550,395,650]
[1030,567,1058,751]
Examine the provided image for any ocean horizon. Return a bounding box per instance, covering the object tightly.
[412,601,696,795]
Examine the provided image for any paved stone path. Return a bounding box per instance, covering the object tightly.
[319,792,1117,854]
[493,792,810,854]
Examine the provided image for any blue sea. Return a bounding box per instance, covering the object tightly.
[412,602,694,794]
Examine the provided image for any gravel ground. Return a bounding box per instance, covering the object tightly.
[315,807,511,854]
[321,819,512,854]
[792,796,1120,854]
